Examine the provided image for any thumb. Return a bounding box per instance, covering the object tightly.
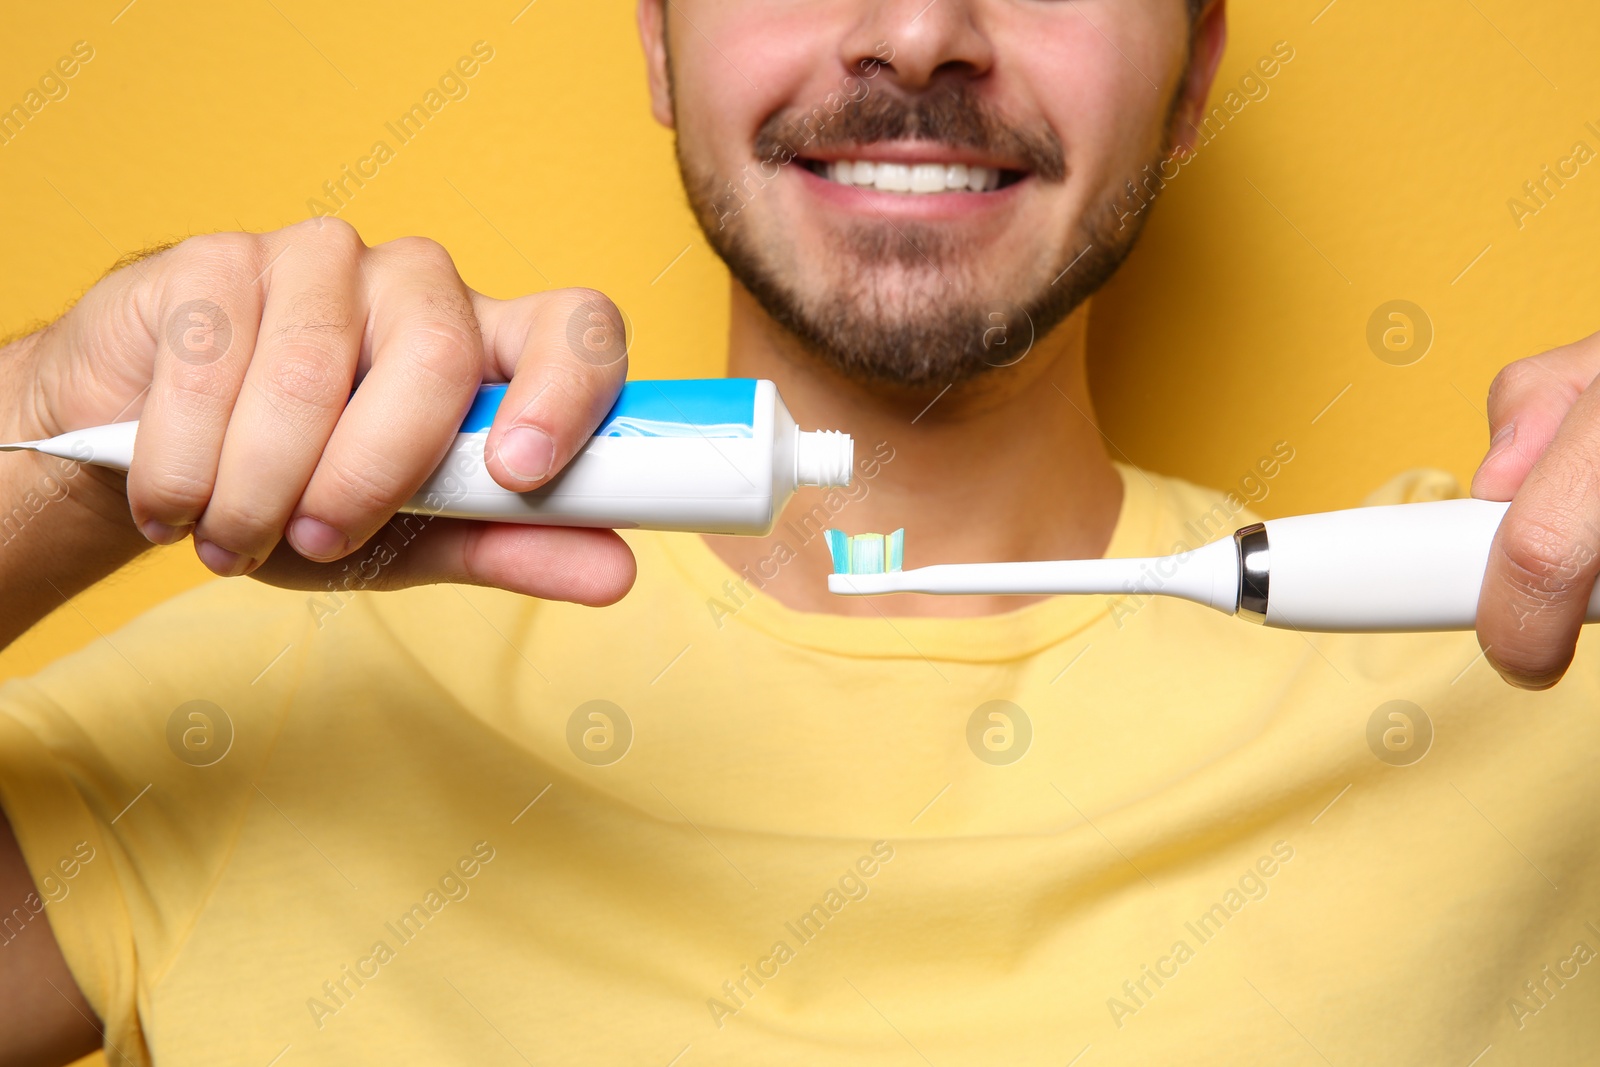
[1472,338,1600,501]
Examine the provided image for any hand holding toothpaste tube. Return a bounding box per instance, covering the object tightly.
[0,220,638,643]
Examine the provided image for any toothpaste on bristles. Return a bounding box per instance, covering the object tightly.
[825,528,904,575]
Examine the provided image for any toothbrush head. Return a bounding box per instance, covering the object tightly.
[825,529,904,575]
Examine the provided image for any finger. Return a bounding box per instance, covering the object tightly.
[1477,374,1600,689]
[124,233,265,545]
[251,518,637,606]
[193,220,367,576]
[1472,337,1600,501]
[474,288,629,491]
[285,237,485,563]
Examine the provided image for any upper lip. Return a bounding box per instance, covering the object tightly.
[792,141,1030,173]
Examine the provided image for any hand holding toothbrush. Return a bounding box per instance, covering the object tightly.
[826,334,1600,691]
[1472,331,1600,689]
[0,221,637,650]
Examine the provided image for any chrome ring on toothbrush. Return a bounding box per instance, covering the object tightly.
[1234,523,1270,625]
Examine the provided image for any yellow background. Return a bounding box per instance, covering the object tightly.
[1,5,1596,717]
[0,1,1596,1061]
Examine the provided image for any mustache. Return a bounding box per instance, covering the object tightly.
[753,81,1067,183]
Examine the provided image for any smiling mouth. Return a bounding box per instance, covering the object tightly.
[799,158,1028,195]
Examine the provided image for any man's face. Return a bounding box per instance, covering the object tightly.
[644,0,1208,389]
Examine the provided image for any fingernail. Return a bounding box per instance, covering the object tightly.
[140,520,190,546]
[288,516,349,561]
[497,425,556,481]
[1484,421,1516,463]
[195,539,254,577]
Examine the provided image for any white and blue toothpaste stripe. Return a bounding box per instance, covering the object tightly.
[826,529,905,574]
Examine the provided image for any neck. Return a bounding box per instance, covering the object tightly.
[701,282,1124,617]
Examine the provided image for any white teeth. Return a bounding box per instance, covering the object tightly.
[818,158,1010,194]
[910,163,945,193]
[874,163,911,192]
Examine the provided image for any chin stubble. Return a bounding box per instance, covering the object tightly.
[675,80,1175,391]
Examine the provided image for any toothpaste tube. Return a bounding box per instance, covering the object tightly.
[5,379,854,535]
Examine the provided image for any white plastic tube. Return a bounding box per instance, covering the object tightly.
[3,379,854,535]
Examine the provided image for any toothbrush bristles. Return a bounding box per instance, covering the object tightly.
[825,529,904,574]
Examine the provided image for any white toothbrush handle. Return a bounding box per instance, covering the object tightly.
[827,537,1244,614]
[1260,498,1600,632]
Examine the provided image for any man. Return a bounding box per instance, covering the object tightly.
[2,0,1598,1062]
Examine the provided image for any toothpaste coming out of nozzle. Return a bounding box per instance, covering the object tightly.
[0,379,854,536]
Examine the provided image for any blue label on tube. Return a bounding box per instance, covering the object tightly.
[459,379,757,438]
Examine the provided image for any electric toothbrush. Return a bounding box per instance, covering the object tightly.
[825,499,1600,633]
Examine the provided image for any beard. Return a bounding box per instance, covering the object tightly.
[675,78,1176,391]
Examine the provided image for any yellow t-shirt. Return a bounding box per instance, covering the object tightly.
[2,464,1598,1066]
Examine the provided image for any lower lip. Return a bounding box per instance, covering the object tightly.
[793,165,1029,221]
